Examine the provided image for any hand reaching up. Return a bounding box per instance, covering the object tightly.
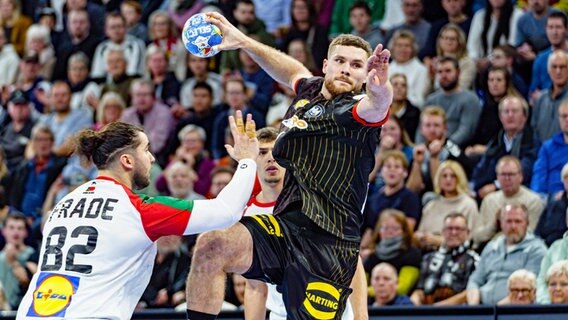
[225,110,259,161]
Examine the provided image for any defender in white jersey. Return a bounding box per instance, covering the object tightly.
[241,128,362,320]
[17,115,259,319]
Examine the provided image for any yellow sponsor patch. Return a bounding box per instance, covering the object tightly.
[251,215,283,237]
[303,281,341,319]
[28,273,80,317]
[294,99,310,109]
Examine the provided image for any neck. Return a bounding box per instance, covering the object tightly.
[552,83,567,98]
[384,182,404,195]
[444,86,460,94]
[504,188,520,198]
[56,109,71,119]
[505,129,518,139]
[391,100,405,114]
[296,21,310,30]
[12,119,26,131]
[553,40,568,50]
[444,190,459,198]
[244,64,260,74]
[256,183,283,203]
[375,294,396,306]
[449,13,467,23]
[195,73,207,81]
[153,73,166,83]
[98,169,132,189]
[493,9,501,18]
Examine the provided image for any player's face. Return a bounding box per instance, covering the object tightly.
[548,274,568,304]
[323,45,367,97]
[257,141,285,186]
[132,132,155,190]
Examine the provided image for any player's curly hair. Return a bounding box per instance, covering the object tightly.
[75,122,144,169]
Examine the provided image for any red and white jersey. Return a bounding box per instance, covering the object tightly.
[243,195,353,320]
[17,160,256,319]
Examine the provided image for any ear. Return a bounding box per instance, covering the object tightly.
[119,153,134,170]
[322,58,328,74]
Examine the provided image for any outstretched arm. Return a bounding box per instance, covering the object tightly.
[355,44,393,123]
[206,12,312,89]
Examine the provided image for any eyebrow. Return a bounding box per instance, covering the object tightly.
[334,54,365,65]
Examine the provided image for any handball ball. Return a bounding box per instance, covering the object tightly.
[182,13,223,58]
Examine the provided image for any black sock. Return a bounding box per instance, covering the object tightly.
[186,309,217,320]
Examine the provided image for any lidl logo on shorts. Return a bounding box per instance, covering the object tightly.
[27,272,80,317]
[303,281,340,319]
[251,215,283,237]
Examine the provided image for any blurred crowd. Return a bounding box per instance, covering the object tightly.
[0,0,567,313]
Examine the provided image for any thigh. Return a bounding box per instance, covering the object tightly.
[239,215,290,284]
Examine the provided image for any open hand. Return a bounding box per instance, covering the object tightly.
[225,110,259,161]
[366,44,393,106]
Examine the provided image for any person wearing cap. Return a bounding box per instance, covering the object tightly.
[13,53,52,113]
[0,27,19,87]
[0,90,36,171]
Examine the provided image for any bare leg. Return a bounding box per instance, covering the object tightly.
[244,279,268,320]
[349,256,369,320]
[186,223,253,314]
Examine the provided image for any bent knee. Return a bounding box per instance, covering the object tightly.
[192,224,253,272]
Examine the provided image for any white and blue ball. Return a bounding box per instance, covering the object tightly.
[182,13,223,58]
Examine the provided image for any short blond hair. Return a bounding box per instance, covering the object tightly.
[328,34,372,58]
[421,106,447,126]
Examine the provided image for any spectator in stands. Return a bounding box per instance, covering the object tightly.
[93,92,126,131]
[67,52,100,111]
[90,12,145,81]
[545,260,568,304]
[52,9,102,81]
[5,124,66,220]
[529,11,568,101]
[537,215,568,303]
[349,1,383,49]
[363,209,421,295]
[221,0,276,73]
[207,166,235,199]
[422,56,481,147]
[161,124,215,197]
[88,46,138,108]
[63,0,105,38]
[386,0,431,54]
[362,150,421,250]
[407,106,471,195]
[388,30,428,108]
[39,81,93,156]
[531,50,568,142]
[416,160,478,251]
[368,115,415,189]
[0,27,19,87]
[485,45,529,99]
[252,0,291,38]
[411,212,479,305]
[532,100,568,195]
[139,235,190,309]
[280,0,328,71]
[173,82,217,153]
[37,7,62,50]
[180,56,223,111]
[535,162,568,246]
[422,0,472,59]
[286,38,322,76]
[145,44,181,108]
[388,74,420,141]
[467,0,523,71]
[165,0,206,31]
[238,48,275,115]
[210,78,265,160]
[13,54,51,113]
[500,269,537,305]
[370,262,414,307]
[426,24,476,92]
[0,147,7,185]
[24,24,56,80]
[0,0,32,57]
[474,156,544,246]
[467,204,547,305]
[148,10,187,81]
[0,90,35,171]
[164,161,205,202]
[120,0,148,42]
[471,96,540,199]
[331,0,384,37]
[468,66,522,153]
[120,79,174,156]
[515,0,557,63]
[0,213,35,309]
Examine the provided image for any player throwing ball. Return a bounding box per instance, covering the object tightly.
[17,112,258,319]
[186,12,393,320]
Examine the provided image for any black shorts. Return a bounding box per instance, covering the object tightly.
[239,210,359,320]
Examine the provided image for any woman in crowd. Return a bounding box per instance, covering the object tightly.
[67,52,101,112]
[0,0,32,56]
[426,23,476,92]
[286,38,322,76]
[145,44,181,108]
[388,74,420,140]
[147,10,187,81]
[415,160,478,251]
[24,24,56,80]
[546,260,568,304]
[93,92,126,131]
[363,209,421,295]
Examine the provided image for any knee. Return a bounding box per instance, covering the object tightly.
[192,230,229,266]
